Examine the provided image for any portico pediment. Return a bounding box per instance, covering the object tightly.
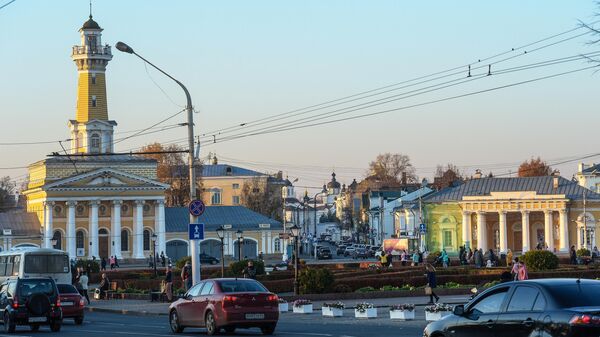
[43,168,169,191]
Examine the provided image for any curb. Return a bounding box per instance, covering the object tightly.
[86,306,168,317]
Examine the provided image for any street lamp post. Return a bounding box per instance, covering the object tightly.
[236,229,243,262]
[312,187,327,258]
[216,226,225,277]
[151,233,158,277]
[290,224,300,295]
[115,42,199,285]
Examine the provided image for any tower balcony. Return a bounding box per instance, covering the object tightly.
[71,45,113,61]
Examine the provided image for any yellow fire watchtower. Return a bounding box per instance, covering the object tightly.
[68,14,116,154]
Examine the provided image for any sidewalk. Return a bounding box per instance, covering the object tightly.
[86,294,469,316]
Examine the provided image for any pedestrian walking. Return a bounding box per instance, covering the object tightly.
[425,263,440,304]
[441,249,449,268]
[474,248,483,268]
[243,261,257,279]
[114,255,119,268]
[164,265,173,301]
[412,251,419,266]
[109,256,116,270]
[160,251,166,267]
[101,257,107,271]
[570,245,577,265]
[181,261,192,291]
[400,250,408,266]
[511,257,529,281]
[79,271,90,304]
[506,249,513,267]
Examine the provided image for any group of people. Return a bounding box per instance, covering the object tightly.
[457,246,500,268]
[72,267,91,303]
[100,255,120,271]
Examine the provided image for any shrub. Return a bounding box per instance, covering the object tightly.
[332,284,352,293]
[75,259,100,273]
[522,250,559,271]
[176,256,191,270]
[356,286,376,293]
[426,251,441,263]
[577,248,591,257]
[391,304,415,311]
[228,259,265,277]
[298,268,334,294]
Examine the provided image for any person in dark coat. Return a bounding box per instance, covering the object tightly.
[425,263,439,304]
[243,261,257,279]
[101,257,107,271]
[474,248,483,268]
[570,245,578,265]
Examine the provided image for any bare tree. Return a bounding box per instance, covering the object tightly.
[366,153,417,187]
[433,163,463,189]
[240,177,282,221]
[518,157,552,177]
[0,176,16,212]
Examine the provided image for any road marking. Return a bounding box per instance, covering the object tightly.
[79,329,194,337]
[0,334,31,337]
[90,321,166,328]
[279,332,332,336]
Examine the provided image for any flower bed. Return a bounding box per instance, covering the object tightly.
[278,298,288,313]
[354,302,377,318]
[389,304,415,320]
[292,299,313,314]
[322,302,345,317]
[425,303,453,321]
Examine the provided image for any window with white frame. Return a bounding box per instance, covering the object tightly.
[232,183,240,189]
[443,230,453,248]
[274,238,281,253]
[121,229,129,251]
[90,134,101,153]
[91,95,97,107]
[211,188,222,205]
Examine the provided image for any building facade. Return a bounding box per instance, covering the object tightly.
[423,175,600,255]
[21,15,168,260]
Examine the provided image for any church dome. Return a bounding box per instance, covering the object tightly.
[82,15,101,30]
[327,172,341,189]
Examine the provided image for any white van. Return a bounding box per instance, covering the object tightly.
[0,248,71,284]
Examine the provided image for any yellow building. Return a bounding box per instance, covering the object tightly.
[21,14,168,260]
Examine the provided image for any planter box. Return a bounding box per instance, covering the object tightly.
[278,303,288,313]
[389,310,415,320]
[425,311,451,321]
[322,307,344,317]
[293,304,313,314]
[354,307,377,318]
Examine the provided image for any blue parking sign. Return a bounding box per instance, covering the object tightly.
[419,223,427,234]
[189,223,205,240]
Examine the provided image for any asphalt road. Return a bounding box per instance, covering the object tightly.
[0,309,427,337]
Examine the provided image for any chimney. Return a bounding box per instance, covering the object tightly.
[474,169,483,179]
[579,163,585,173]
[553,169,560,189]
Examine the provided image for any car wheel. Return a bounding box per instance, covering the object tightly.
[260,323,276,335]
[169,310,184,333]
[223,326,235,334]
[205,311,218,335]
[3,313,15,333]
[50,321,61,332]
[74,316,84,325]
[30,324,40,331]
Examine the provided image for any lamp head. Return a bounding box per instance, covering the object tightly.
[216,226,225,239]
[236,229,243,239]
[116,41,134,54]
[290,224,300,237]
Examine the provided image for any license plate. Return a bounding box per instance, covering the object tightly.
[245,313,265,320]
[62,301,74,306]
[28,317,46,323]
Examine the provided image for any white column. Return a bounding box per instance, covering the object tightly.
[544,210,554,252]
[498,211,508,254]
[461,211,471,249]
[112,200,123,259]
[559,209,569,253]
[154,200,166,256]
[89,201,100,259]
[577,225,583,249]
[521,210,530,253]
[133,200,145,259]
[476,211,487,251]
[66,201,77,259]
[267,231,272,254]
[44,201,55,249]
[261,231,266,254]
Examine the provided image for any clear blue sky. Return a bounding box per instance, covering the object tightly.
[1,0,599,191]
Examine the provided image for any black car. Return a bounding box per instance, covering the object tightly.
[317,248,332,260]
[199,253,219,265]
[0,277,62,332]
[336,245,346,255]
[424,278,600,337]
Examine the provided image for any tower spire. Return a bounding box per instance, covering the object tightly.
[89,0,92,18]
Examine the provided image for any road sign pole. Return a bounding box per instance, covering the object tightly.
[188,201,206,286]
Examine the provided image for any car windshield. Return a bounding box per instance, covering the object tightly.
[546,283,600,307]
[19,280,55,297]
[57,284,78,294]
[218,280,268,293]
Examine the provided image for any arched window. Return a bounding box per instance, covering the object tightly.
[274,238,281,253]
[143,229,151,251]
[90,133,101,153]
[52,231,62,250]
[76,230,85,249]
[121,229,129,251]
[211,188,222,205]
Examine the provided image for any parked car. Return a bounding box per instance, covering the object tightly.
[199,253,220,265]
[317,248,332,260]
[343,247,356,257]
[57,284,84,325]
[424,278,600,337]
[352,248,369,259]
[169,278,279,335]
[336,245,347,255]
[0,277,62,332]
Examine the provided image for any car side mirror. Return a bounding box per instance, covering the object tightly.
[453,304,465,316]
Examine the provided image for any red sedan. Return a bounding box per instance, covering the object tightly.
[57,284,85,325]
[168,278,279,335]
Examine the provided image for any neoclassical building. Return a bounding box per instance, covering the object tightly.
[423,173,600,255]
[22,14,168,260]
